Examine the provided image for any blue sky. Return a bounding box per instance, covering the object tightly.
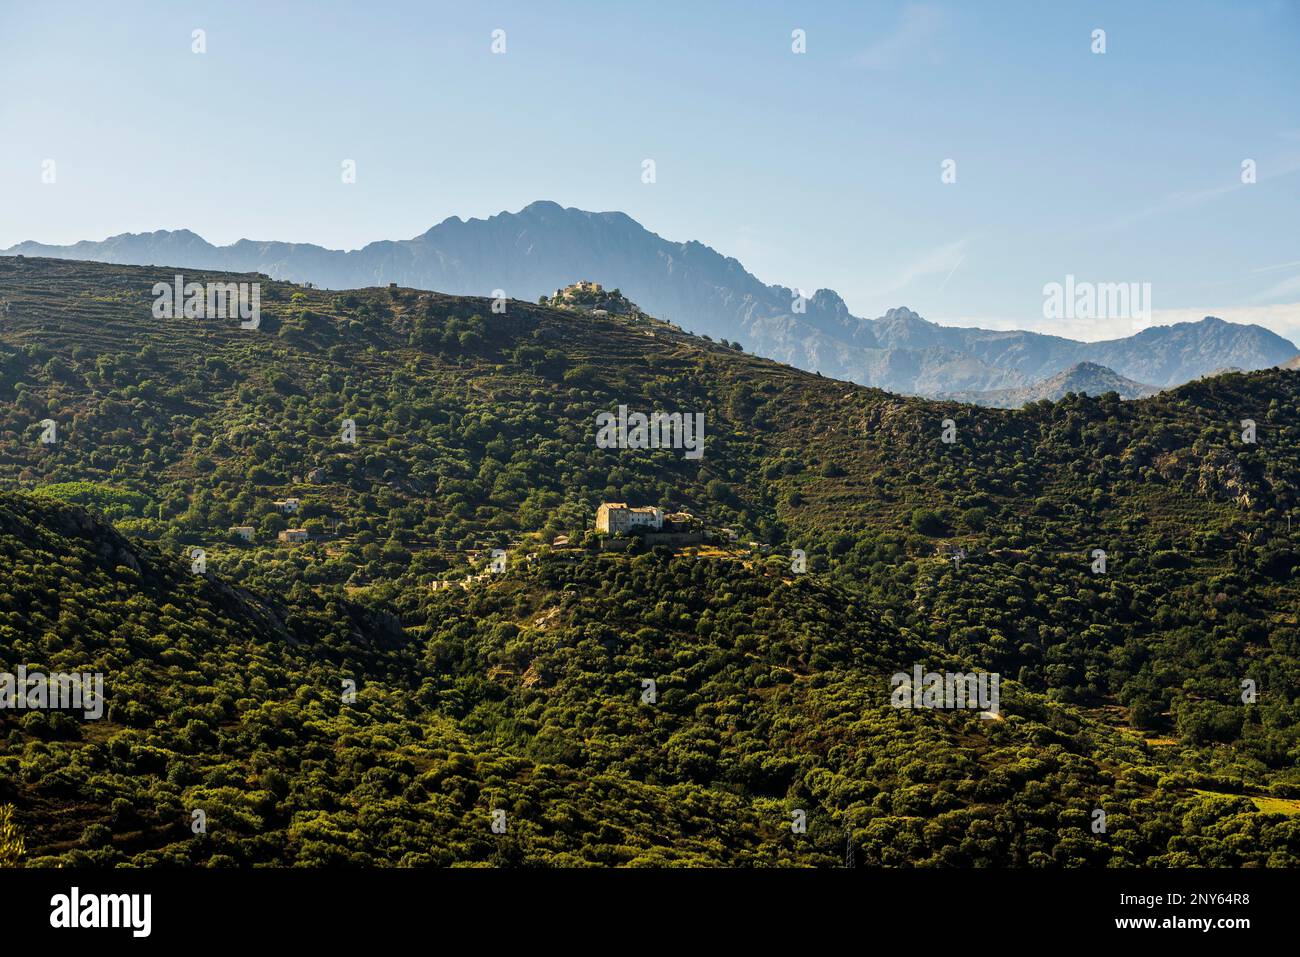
[2,0,1298,340]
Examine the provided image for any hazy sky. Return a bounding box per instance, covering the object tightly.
[2,0,1299,340]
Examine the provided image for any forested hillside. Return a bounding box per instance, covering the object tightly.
[2,256,1299,866]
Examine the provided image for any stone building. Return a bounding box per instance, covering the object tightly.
[595,503,663,535]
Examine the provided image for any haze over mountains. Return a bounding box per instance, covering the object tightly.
[6,200,1297,403]
[937,362,1160,408]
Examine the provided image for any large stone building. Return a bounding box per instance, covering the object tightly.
[596,503,663,535]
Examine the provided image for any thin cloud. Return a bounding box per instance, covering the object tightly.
[1251,272,1300,303]
[937,252,965,292]
[870,237,970,296]
[1251,259,1300,274]
[845,4,946,70]
[1087,156,1300,236]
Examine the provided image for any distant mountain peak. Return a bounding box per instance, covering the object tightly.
[809,288,849,312]
[520,199,566,214]
[939,361,1159,408]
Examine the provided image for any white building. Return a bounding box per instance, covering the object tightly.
[596,503,663,535]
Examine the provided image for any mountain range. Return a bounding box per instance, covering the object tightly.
[6,200,1297,402]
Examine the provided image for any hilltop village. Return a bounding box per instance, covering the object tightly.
[539,280,644,319]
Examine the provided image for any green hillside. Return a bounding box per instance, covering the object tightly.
[2,256,1299,866]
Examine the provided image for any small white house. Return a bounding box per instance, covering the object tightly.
[229,526,255,543]
[275,498,301,515]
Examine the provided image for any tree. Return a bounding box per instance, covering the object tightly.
[909,507,946,536]
[0,805,24,867]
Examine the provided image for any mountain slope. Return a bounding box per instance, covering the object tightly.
[7,203,1295,396]
[3,256,1300,867]
[2,485,1298,868]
